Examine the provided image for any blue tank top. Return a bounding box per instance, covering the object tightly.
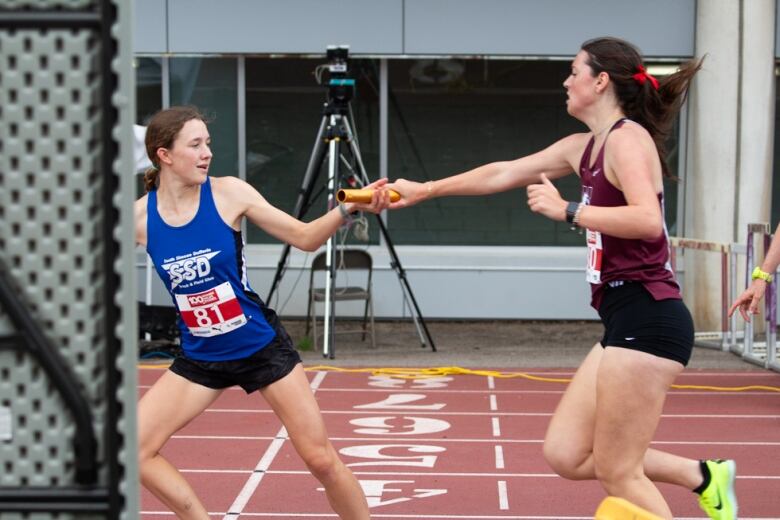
[146,178,277,361]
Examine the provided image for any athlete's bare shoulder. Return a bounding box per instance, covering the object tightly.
[134,194,148,246]
[566,131,595,148]
[210,175,252,197]
[209,176,263,229]
[552,131,594,173]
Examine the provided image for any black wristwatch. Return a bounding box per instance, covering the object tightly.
[565,201,580,224]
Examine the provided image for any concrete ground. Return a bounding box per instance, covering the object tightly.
[283,318,761,370]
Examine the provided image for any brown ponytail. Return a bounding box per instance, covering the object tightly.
[581,37,703,178]
[142,166,160,192]
[143,105,208,192]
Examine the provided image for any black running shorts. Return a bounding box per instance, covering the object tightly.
[169,331,302,394]
[597,282,694,366]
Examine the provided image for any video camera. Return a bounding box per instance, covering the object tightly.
[325,45,354,105]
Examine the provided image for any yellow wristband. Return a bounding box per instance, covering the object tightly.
[752,266,773,283]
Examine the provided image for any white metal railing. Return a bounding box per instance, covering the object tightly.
[739,223,779,371]
[672,223,778,373]
[669,236,733,350]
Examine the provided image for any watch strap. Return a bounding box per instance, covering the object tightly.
[752,266,773,283]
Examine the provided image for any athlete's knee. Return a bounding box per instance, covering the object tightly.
[543,439,590,480]
[593,457,642,495]
[300,443,341,482]
[138,439,160,464]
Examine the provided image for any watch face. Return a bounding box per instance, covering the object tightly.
[566,201,578,223]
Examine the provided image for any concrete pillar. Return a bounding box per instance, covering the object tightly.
[685,0,741,330]
[686,0,776,332]
[736,0,775,242]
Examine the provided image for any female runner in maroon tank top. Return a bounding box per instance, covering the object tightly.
[386,37,736,520]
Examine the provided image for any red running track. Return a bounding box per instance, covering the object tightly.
[138,366,780,519]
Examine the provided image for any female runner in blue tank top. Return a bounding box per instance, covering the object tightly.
[135,106,391,520]
[386,38,736,520]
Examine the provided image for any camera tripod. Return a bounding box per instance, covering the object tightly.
[266,98,436,359]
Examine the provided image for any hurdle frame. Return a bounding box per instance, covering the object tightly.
[739,223,779,370]
[669,237,734,350]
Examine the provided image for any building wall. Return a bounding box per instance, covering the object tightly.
[132,0,779,325]
[134,0,695,57]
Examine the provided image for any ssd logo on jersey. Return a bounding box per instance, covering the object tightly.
[161,250,220,289]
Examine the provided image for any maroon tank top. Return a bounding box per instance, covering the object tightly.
[579,119,680,310]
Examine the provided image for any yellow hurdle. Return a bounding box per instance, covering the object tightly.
[594,497,664,520]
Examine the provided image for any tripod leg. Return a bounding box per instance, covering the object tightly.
[375,215,436,351]
[398,268,429,347]
[323,234,336,359]
[322,117,342,359]
[343,110,371,189]
[267,115,329,303]
[340,116,436,352]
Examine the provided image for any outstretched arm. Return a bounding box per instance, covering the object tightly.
[217,176,391,252]
[386,133,586,209]
[729,222,780,321]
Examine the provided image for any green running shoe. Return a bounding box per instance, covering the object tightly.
[698,459,738,520]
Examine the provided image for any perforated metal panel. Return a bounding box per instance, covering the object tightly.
[0,0,137,517]
[1,0,95,8]
[0,26,103,486]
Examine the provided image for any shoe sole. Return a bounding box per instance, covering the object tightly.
[723,459,738,520]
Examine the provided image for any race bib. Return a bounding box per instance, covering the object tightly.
[586,228,602,284]
[175,282,248,337]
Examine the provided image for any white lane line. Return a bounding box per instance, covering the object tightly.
[489,394,498,411]
[321,388,780,396]
[148,511,597,518]
[171,435,780,447]
[487,376,495,389]
[497,480,509,510]
[139,366,780,378]
[178,469,780,479]
[202,409,780,419]
[495,445,505,469]
[221,371,327,520]
[221,436,286,520]
[140,384,780,396]
[143,513,780,519]
[492,417,501,437]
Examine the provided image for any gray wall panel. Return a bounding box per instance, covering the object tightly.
[134,0,167,53]
[404,0,695,57]
[137,246,599,320]
[167,0,403,54]
[135,0,695,57]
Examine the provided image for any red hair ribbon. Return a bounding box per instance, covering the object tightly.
[632,65,659,90]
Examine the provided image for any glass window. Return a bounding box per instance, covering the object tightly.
[170,58,238,181]
[386,58,681,245]
[244,57,380,244]
[134,57,163,196]
[135,57,162,124]
[663,122,681,236]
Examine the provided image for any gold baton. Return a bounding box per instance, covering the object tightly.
[337,188,401,203]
